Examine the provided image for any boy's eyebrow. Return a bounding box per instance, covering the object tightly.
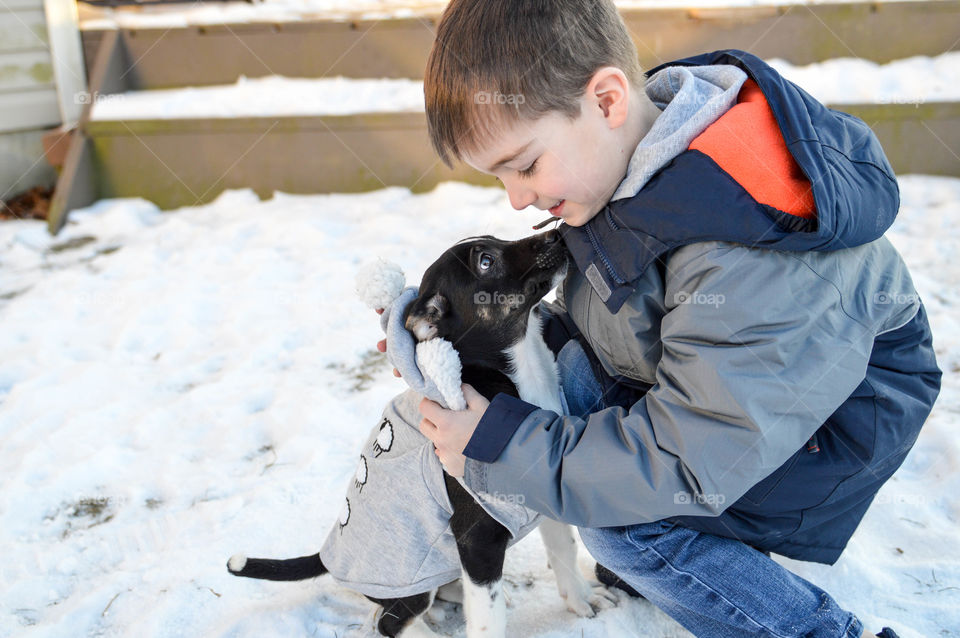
[488,141,533,172]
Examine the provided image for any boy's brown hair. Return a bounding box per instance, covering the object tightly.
[425,0,642,167]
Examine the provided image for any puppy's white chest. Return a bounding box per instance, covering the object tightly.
[505,311,563,414]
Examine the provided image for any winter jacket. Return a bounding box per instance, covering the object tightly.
[461,50,942,565]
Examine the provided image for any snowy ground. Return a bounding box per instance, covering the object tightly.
[1,176,958,637]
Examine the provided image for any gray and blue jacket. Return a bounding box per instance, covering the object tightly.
[461,50,942,565]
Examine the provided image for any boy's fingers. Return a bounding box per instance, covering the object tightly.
[375,308,384,315]
[462,383,484,405]
[393,368,401,378]
[377,339,387,353]
[419,397,444,423]
[419,417,437,436]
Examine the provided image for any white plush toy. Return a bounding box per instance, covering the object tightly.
[354,259,467,411]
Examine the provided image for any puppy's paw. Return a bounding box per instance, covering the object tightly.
[555,573,593,617]
[587,581,619,610]
[564,593,596,618]
[558,576,618,618]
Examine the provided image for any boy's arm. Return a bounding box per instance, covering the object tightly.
[462,240,919,527]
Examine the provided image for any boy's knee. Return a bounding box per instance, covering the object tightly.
[577,525,631,563]
[578,521,679,566]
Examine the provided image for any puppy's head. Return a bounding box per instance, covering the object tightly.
[403,230,567,359]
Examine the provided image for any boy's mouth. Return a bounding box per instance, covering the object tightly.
[549,200,566,217]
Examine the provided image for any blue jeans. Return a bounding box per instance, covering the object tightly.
[556,340,866,638]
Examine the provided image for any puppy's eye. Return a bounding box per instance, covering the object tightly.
[478,253,494,271]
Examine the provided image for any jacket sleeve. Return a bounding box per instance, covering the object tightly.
[462,241,888,527]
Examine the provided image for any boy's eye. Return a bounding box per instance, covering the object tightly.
[518,158,539,179]
[478,253,494,271]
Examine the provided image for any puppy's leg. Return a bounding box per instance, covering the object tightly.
[446,476,509,637]
[460,569,506,637]
[367,592,439,637]
[538,517,617,617]
[436,579,463,604]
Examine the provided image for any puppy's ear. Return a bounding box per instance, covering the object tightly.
[404,293,449,341]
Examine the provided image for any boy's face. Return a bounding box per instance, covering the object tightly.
[461,100,631,228]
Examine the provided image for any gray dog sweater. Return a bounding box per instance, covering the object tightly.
[317,286,545,599]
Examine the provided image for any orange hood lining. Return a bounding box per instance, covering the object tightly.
[689,79,816,220]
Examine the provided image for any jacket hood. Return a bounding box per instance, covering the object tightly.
[562,49,900,313]
[653,49,900,250]
[611,63,748,201]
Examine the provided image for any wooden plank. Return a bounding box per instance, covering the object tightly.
[0,86,59,132]
[836,101,960,177]
[47,130,96,234]
[83,112,495,209]
[85,111,429,135]
[76,1,960,88]
[621,1,960,68]
[80,25,104,74]
[0,9,49,52]
[44,0,88,126]
[113,18,439,89]
[1,0,45,10]
[47,29,125,233]
[78,99,959,213]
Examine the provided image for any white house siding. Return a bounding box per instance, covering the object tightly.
[0,0,84,199]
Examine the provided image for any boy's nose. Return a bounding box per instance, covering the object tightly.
[506,183,538,211]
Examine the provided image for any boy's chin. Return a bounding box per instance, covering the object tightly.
[561,206,603,227]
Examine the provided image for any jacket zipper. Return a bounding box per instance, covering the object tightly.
[585,222,627,286]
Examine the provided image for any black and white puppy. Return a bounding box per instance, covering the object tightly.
[228,230,611,637]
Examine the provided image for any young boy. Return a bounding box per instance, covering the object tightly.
[410,1,942,635]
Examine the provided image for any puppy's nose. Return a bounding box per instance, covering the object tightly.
[542,229,560,244]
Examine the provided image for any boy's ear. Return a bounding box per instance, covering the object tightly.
[587,66,631,129]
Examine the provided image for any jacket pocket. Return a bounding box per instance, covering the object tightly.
[740,447,804,506]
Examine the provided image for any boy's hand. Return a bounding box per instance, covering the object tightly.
[418,384,489,477]
[374,308,401,378]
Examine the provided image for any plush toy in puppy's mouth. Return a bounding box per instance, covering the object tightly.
[354,258,466,411]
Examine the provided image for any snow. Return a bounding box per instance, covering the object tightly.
[769,53,960,105]
[89,76,425,121]
[1,176,958,637]
[77,0,942,30]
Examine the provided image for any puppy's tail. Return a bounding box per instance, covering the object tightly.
[227,553,328,581]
